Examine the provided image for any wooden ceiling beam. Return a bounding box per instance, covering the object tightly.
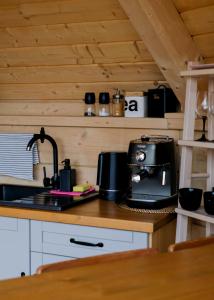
[119,0,203,108]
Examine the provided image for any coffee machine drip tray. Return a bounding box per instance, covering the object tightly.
[126,193,177,209]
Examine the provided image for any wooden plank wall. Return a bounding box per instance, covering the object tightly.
[0,124,181,187]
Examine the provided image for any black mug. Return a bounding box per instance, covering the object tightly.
[204,190,214,215]
[178,188,202,211]
[96,151,128,201]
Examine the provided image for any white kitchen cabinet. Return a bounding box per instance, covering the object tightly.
[30,220,148,273]
[0,216,30,280]
[0,218,148,279]
[0,201,174,280]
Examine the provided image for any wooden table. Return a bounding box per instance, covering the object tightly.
[0,244,214,300]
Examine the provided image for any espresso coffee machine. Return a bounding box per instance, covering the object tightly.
[126,135,177,209]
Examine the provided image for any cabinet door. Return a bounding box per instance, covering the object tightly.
[31,252,74,275]
[0,217,30,280]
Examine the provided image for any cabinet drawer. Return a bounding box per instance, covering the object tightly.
[43,222,134,242]
[31,221,148,258]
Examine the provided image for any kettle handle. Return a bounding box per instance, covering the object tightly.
[96,153,104,186]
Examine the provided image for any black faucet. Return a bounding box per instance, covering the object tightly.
[26,127,59,189]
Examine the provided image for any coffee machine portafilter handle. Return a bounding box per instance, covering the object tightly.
[96,153,104,186]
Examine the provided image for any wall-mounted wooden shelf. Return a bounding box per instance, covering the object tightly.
[0,115,184,130]
[0,113,205,131]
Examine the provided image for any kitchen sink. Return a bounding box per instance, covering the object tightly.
[0,184,98,211]
[0,184,48,201]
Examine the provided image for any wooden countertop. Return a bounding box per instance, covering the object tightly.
[0,244,214,300]
[0,198,175,233]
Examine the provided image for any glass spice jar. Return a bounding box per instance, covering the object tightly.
[84,92,96,116]
[98,92,110,117]
[112,89,125,117]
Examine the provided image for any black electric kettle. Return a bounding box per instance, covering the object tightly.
[96,151,128,201]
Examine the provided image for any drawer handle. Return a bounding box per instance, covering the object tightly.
[70,238,104,248]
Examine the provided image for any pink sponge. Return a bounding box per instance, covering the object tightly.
[49,187,95,197]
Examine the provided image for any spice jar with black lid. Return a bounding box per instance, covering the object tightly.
[98,92,110,116]
[84,92,96,116]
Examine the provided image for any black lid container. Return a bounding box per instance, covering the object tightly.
[84,92,96,104]
[84,92,96,116]
[96,152,128,201]
[99,92,110,104]
[147,85,180,118]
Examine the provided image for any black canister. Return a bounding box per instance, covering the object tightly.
[147,85,180,118]
[96,152,128,201]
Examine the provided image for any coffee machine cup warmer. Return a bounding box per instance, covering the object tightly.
[125,135,177,209]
